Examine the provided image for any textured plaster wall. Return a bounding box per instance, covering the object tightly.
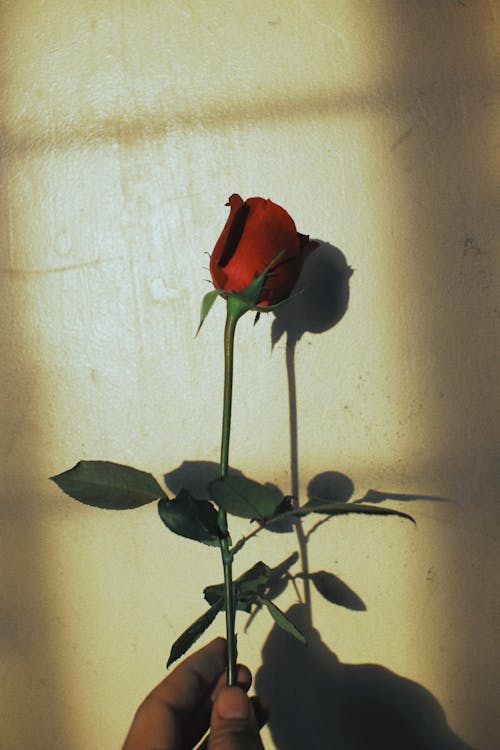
[0,1,498,748]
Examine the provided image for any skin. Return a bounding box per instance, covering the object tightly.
[122,638,265,750]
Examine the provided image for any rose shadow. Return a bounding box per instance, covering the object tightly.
[254,243,471,749]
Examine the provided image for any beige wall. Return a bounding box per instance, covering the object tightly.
[1,1,498,748]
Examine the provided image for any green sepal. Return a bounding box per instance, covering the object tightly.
[203,250,303,328]
[217,250,294,315]
[158,489,221,546]
[196,290,220,336]
[231,252,284,308]
[209,475,280,520]
[167,598,223,667]
[258,596,307,644]
[50,460,164,510]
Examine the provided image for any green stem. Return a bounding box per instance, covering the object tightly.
[218,296,246,686]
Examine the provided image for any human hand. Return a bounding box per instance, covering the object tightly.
[122,637,265,749]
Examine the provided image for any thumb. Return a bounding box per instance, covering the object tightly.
[208,686,264,750]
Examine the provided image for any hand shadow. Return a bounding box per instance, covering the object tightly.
[255,603,473,750]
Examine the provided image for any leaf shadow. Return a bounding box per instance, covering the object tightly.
[164,460,223,498]
[305,571,366,611]
[164,460,283,505]
[355,488,451,505]
[243,560,366,633]
[308,470,449,508]
[255,603,474,750]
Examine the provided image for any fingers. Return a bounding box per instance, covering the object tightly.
[157,637,227,711]
[207,687,265,750]
[123,638,227,750]
[122,639,255,750]
[212,664,252,701]
[198,696,268,750]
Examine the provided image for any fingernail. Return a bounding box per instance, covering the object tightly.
[216,687,250,720]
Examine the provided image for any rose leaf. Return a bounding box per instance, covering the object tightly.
[167,599,223,667]
[158,490,220,546]
[209,475,280,520]
[258,596,307,644]
[50,460,164,510]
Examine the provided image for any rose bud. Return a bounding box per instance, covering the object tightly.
[210,194,316,306]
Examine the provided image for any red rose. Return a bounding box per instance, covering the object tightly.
[210,194,316,306]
